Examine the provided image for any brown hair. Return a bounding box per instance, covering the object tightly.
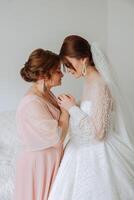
[20,49,60,82]
[60,35,95,69]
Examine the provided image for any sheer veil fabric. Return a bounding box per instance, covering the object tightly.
[91,42,134,147]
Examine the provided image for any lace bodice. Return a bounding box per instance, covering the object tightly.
[69,76,114,145]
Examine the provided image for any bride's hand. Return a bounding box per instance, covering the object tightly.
[57,94,77,111]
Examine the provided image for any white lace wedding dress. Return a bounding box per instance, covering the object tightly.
[48,76,134,200]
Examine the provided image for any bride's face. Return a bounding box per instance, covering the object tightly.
[65,56,86,78]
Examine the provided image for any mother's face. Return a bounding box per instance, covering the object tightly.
[65,56,86,78]
[50,65,64,87]
[43,65,64,89]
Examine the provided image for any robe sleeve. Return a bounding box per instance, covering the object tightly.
[17,98,61,151]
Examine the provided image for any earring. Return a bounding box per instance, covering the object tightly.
[81,64,87,76]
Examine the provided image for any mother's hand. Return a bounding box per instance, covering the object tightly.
[57,94,77,111]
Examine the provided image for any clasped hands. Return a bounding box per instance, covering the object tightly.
[57,94,77,111]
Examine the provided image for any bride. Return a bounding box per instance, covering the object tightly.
[48,35,134,200]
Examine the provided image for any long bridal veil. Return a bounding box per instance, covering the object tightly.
[91,42,134,147]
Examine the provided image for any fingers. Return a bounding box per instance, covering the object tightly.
[57,94,70,101]
[58,93,74,99]
[57,99,62,105]
[57,98,65,106]
[57,97,69,107]
[65,94,74,99]
[57,100,65,109]
[57,93,75,110]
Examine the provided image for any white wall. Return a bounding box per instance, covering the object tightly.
[107,0,134,109]
[1,0,134,113]
[0,0,107,111]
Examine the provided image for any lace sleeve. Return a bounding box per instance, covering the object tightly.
[17,98,61,151]
[69,81,113,144]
